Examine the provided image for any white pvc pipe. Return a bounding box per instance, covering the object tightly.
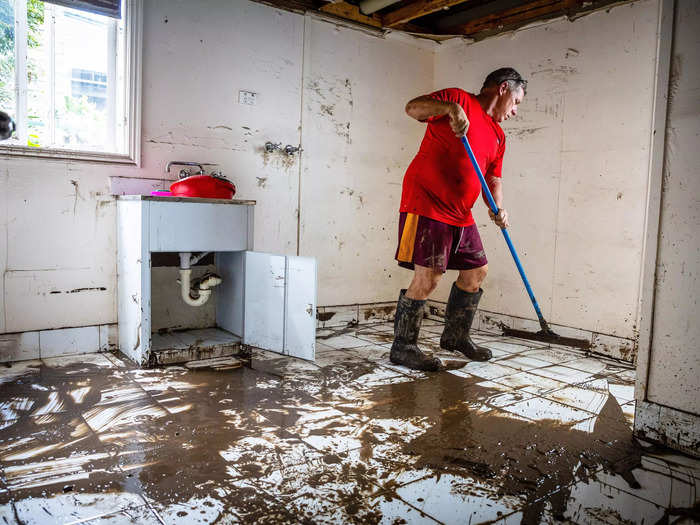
[179,269,208,307]
[178,252,222,307]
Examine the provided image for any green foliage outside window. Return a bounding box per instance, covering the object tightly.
[0,0,45,107]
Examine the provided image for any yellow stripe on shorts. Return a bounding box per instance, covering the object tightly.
[397,213,419,263]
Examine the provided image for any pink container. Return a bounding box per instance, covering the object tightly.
[151,190,172,196]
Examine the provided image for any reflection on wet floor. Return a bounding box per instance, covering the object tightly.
[0,321,699,524]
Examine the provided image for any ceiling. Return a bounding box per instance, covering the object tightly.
[251,0,632,41]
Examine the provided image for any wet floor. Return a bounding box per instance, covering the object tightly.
[0,320,698,524]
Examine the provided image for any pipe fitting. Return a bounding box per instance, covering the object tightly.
[179,269,222,307]
[178,252,222,307]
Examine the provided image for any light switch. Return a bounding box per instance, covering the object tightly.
[238,90,257,105]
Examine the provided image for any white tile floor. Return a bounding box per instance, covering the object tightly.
[0,321,698,524]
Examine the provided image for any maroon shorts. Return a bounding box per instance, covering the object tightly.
[395,213,488,272]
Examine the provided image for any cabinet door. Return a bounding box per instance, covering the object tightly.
[284,256,317,361]
[243,252,316,360]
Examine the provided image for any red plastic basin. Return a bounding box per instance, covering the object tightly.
[170,175,236,199]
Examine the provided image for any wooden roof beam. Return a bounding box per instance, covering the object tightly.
[444,0,584,35]
[381,0,473,28]
[319,1,384,27]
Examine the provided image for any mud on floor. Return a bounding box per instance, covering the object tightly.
[0,323,698,524]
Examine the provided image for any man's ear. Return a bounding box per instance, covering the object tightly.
[499,81,509,95]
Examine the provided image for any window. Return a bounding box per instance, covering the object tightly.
[0,0,141,163]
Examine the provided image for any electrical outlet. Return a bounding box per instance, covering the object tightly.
[238,90,257,106]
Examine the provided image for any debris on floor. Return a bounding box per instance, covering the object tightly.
[184,356,245,371]
[0,321,698,524]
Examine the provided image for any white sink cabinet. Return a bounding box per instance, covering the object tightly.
[117,196,316,366]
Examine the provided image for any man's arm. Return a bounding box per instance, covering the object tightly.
[405,95,468,137]
[485,175,509,228]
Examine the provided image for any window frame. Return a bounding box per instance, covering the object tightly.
[0,0,142,165]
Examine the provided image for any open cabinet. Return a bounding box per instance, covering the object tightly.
[117,196,316,367]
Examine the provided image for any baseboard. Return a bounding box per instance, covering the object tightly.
[316,299,637,363]
[316,302,397,329]
[429,300,637,363]
[634,400,700,458]
[0,324,118,363]
[3,303,637,365]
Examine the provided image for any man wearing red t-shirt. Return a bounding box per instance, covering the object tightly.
[391,68,527,372]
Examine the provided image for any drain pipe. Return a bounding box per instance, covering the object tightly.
[178,252,222,307]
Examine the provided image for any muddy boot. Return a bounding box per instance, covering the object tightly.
[440,284,492,361]
[390,290,444,372]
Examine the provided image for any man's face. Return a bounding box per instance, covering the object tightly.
[494,84,524,123]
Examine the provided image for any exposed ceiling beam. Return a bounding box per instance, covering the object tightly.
[434,0,529,31]
[444,0,583,35]
[390,21,433,33]
[381,0,474,28]
[319,1,384,27]
[359,0,402,15]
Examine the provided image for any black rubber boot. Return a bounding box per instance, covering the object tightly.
[440,284,492,361]
[390,290,444,372]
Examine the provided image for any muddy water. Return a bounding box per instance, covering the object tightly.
[345,372,640,522]
[0,352,641,524]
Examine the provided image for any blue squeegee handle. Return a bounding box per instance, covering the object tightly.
[460,135,548,327]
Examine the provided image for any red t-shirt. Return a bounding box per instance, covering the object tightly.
[399,88,506,226]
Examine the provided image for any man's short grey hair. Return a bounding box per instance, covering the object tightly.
[481,67,527,95]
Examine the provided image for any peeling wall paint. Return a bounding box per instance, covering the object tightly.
[432,0,660,341]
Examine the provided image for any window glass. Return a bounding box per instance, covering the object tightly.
[0,0,17,129]
[1,0,128,154]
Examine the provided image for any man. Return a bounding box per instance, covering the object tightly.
[391,68,527,372]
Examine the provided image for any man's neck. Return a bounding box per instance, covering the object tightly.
[475,92,497,118]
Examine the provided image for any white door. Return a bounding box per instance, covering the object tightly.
[243,251,316,360]
[284,256,317,361]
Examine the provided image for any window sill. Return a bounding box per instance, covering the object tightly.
[0,145,137,165]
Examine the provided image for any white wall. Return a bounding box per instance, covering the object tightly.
[433,0,660,340]
[646,0,700,415]
[0,0,430,335]
[298,20,433,305]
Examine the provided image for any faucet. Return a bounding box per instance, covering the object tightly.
[265,142,301,156]
[166,161,205,176]
[284,144,302,156]
[264,142,281,153]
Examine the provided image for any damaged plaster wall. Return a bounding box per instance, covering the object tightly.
[298,19,434,306]
[432,0,660,341]
[0,158,120,334]
[646,0,699,415]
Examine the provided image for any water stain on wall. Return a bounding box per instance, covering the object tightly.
[262,148,297,171]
